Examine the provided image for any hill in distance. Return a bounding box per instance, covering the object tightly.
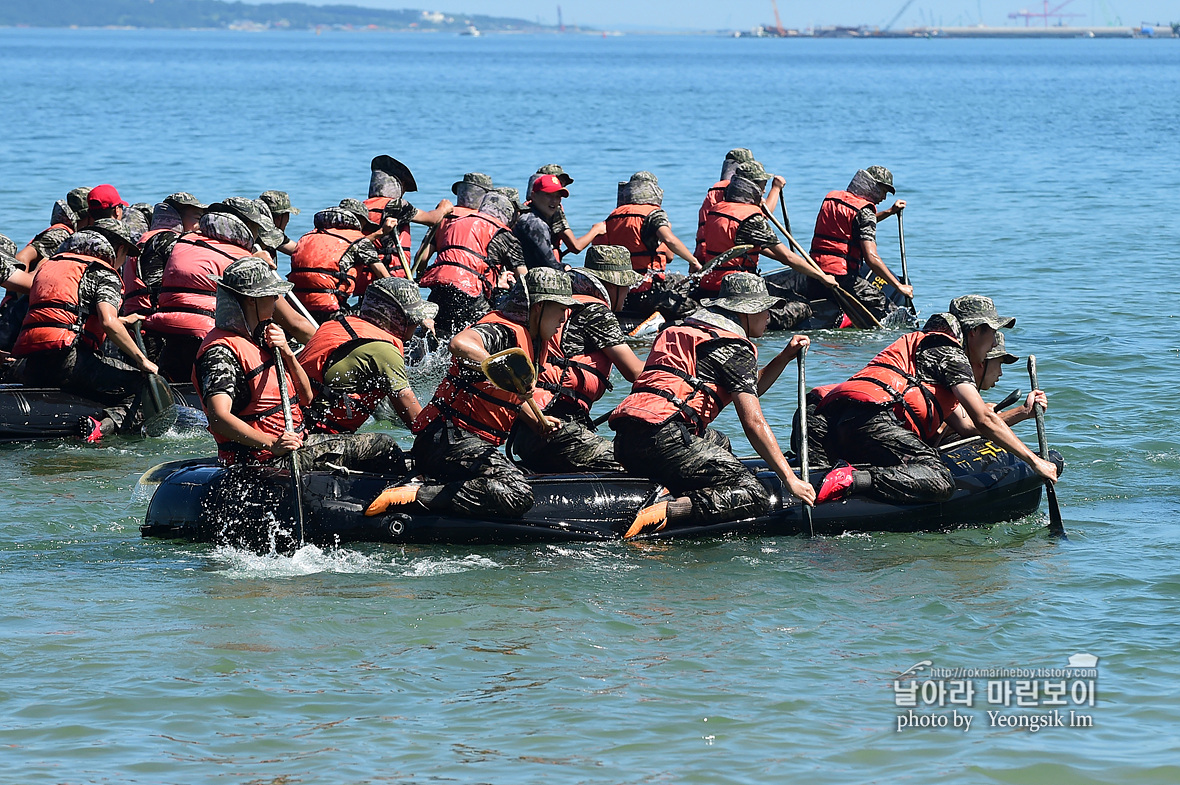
[0,0,557,32]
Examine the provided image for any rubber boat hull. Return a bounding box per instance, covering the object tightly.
[141,438,1059,550]
[0,383,204,443]
[763,262,916,329]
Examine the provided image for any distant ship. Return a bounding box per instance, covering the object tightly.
[460,25,480,36]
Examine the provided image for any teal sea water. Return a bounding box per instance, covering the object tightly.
[1,29,1179,783]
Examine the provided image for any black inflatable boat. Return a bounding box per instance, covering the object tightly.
[0,383,204,443]
[141,437,1060,550]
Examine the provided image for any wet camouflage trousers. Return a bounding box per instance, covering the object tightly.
[805,400,954,504]
[295,431,408,475]
[510,406,622,474]
[411,421,533,518]
[612,418,771,525]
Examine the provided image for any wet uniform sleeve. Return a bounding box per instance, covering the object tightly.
[194,344,249,413]
[77,267,124,318]
[915,344,976,390]
[137,231,177,288]
[578,302,627,352]
[382,198,418,226]
[29,226,71,261]
[470,323,519,356]
[734,214,779,249]
[696,339,759,397]
[343,237,380,275]
[852,206,877,246]
[324,340,409,395]
[486,231,524,272]
[640,208,671,254]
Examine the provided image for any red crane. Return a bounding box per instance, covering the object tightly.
[1008,0,1085,27]
[771,0,785,36]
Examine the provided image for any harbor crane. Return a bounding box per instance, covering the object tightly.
[1008,0,1085,27]
[884,0,916,32]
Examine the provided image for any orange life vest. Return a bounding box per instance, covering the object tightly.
[298,314,401,434]
[610,321,754,436]
[694,180,728,258]
[363,196,412,287]
[121,227,175,316]
[193,328,304,465]
[809,190,873,276]
[818,328,962,442]
[411,310,561,446]
[698,201,763,294]
[419,211,506,298]
[12,253,114,357]
[537,293,615,414]
[144,233,252,338]
[595,203,672,275]
[288,228,366,315]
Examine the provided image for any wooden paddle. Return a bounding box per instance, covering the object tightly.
[481,347,548,428]
[391,229,416,282]
[1027,355,1065,539]
[758,203,882,329]
[413,224,437,277]
[687,244,755,284]
[271,347,306,546]
[797,343,814,537]
[897,209,914,312]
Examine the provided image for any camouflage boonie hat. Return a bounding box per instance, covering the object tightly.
[370,155,418,192]
[580,245,642,288]
[451,172,494,195]
[732,160,769,183]
[949,295,1015,330]
[364,277,439,324]
[259,190,300,216]
[536,164,573,186]
[725,148,755,163]
[215,256,292,298]
[702,271,785,314]
[124,203,153,237]
[164,192,208,211]
[66,186,92,216]
[629,171,658,183]
[338,198,377,228]
[0,233,17,258]
[50,199,78,229]
[88,218,139,251]
[986,331,1019,364]
[523,267,577,307]
[209,197,269,233]
[865,165,895,195]
[494,186,522,209]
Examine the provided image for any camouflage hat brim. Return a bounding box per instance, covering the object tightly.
[987,350,1019,364]
[403,297,440,323]
[531,291,578,307]
[701,291,785,315]
[212,273,293,298]
[370,155,418,192]
[576,265,642,289]
[164,193,209,211]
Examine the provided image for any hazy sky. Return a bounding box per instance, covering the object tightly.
[251,1,1176,30]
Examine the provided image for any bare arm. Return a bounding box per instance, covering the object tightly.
[732,391,816,505]
[603,342,645,383]
[756,335,808,396]
[2,269,33,294]
[860,238,912,298]
[560,223,606,255]
[96,301,158,374]
[15,245,40,269]
[763,174,786,214]
[390,387,422,427]
[952,382,1057,482]
[945,391,1048,438]
[274,298,316,344]
[263,322,314,406]
[411,201,455,227]
[206,392,303,456]
[655,224,698,267]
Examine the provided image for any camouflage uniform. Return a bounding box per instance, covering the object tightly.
[514,209,564,272]
[804,298,1003,504]
[0,234,18,284]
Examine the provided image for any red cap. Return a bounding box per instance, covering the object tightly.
[531,174,570,197]
[88,184,127,209]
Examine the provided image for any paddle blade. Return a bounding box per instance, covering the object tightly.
[136,457,217,486]
[1046,483,1066,539]
[141,374,178,437]
[481,347,536,395]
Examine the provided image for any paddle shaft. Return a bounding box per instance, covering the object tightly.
[896,209,914,311]
[1027,355,1065,538]
[797,345,813,537]
[391,230,416,281]
[759,203,882,329]
[780,196,792,239]
[413,224,437,277]
[271,349,306,545]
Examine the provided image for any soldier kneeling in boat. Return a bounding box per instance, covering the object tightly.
[299,277,435,433]
[805,296,1058,505]
[365,268,574,519]
[610,272,817,538]
[192,257,404,473]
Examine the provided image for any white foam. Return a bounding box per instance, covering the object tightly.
[399,554,501,577]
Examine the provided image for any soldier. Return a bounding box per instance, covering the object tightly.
[365,268,575,520]
[0,234,33,294]
[807,166,910,318]
[13,187,90,275]
[11,219,159,441]
[287,201,384,325]
[299,277,436,433]
[515,174,605,273]
[611,272,816,537]
[122,192,208,319]
[363,155,452,280]
[512,245,646,473]
[805,297,1058,505]
[412,172,496,270]
[258,190,301,256]
[193,257,402,472]
[419,190,524,340]
[694,148,786,259]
